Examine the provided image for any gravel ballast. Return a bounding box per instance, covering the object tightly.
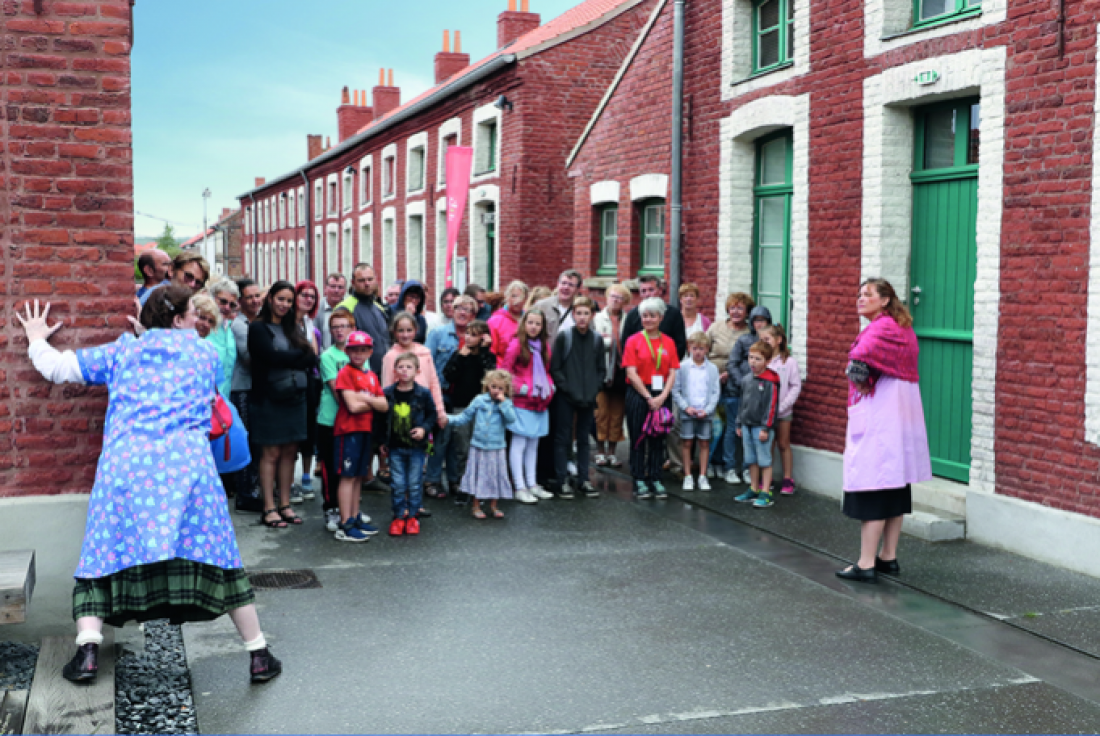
[0,641,38,691]
[115,620,198,735]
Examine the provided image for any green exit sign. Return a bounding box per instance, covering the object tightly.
[915,70,940,85]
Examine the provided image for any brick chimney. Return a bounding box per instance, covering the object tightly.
[435,30,470,84]
[498,0,540,49]
[372,68,400,120]
[220,208,232,220]
[337,85,375,142]
[307,134,324,161]
[254,177,266,188]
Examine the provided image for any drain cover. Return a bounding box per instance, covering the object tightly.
[247,569,322,590]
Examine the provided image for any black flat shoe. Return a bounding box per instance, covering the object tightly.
[62,643,99,683]
[835,565,878,584]
[875,556,900,575]
[250,647,283,683]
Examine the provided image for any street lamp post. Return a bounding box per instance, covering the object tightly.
[202,188,211,264]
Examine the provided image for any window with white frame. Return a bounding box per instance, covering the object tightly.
[360,158,373,207]
[597,205,618,276]
[288,191,296,228]
[407,213,424,280]
[314,231,323,280]
[439,134,457,185]
[382,212,396,286]
[314,181,323,219]
[343,171,354,212]
[915,0,981,27]
[327,180,338,216]
[474,119,498,175]
[435,202,448,300]
[298,187,305,223]
[278,243,286,281]
[359,217,373,265]
[245,208,251,235]
[298,242,307,282]
[326,226,338,275]
[638,200,666,275]
[383,154,396,198]
[723,0,809,99]
[407,134,427,193]
[342,221,354,277]
[438,118,462,187]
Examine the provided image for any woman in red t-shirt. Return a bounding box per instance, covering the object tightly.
[622,297,680,499]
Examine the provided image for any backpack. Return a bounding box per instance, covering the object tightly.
[636,406,675,447]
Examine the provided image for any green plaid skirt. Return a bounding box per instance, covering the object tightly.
[73,558,255,627]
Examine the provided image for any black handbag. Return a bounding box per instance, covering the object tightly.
[268,368,307,403]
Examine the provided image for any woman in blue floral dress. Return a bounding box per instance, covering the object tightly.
[18,286,282,685]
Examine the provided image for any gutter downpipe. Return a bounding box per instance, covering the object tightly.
[247,192,258,277]
[668,0,685,308]
[299,171,311,280]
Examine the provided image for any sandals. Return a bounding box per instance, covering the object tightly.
[278,505,304,525]
[472,506,487,520]
[490,508,504,519]
[262,509,287,529]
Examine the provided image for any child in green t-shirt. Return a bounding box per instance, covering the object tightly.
[317,309,354,532]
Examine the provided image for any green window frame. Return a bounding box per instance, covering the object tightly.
[913,0,980,29]
[597,205,618,277]
[638,200,665,276]
[752,131,793,330]
[913,98,980,176]
[475,121,498,175]
[752,0,794,75]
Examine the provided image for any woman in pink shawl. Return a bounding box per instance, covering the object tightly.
[836,279,931,584]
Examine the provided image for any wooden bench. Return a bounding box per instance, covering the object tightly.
[21,634,115,735]
[0,550,35,626]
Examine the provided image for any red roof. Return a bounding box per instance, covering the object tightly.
[356,0,640,136]
[179,228,214,249]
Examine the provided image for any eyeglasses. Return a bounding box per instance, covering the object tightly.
[216,298,239,310]
[181,272,202,285]
[331,324,353,331]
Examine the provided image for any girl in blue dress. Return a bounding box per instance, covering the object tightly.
[18,287,282,685]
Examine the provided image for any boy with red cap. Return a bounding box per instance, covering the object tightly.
[333,331,389,542]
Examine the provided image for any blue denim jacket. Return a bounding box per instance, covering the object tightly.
[448,394,516,450]
[426,323,460,391]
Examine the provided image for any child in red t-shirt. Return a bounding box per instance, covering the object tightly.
[333,331,388,543]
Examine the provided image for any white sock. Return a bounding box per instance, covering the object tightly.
[75,630,104,647]
[244,634,267,652]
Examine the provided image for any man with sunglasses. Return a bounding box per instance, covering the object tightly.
[137,251,210,306]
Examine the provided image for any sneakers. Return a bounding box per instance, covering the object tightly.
[682,476,695,492]
[706,466,718,479]
[355,516,379,535]
[653,481,668,500]
[389,518,406,536]
[780,479,796,495]
[594,454,609,467]
[559,482,575,500]
[335,518,372,542]
[724,469,741,485]
[529,485,554,500]
[289,485,305,504]
[359,511,372,525]
[581,481,599,498]
[697,476,712,491]
[324,509,341,532]
[515,489,538,504]
[405,517,421,535]
[734,489,759,503]
[250,647,283,683]
[742,469,753,485]
[753,491,775,508]
[634,480,653,500]
[62,643,98,683]
[301,486,316,501]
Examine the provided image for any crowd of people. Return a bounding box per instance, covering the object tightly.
[16,246,928,688]
[137,252,811,537]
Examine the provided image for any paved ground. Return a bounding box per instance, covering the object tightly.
[183,469,1100,734]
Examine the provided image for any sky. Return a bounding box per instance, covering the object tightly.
[131,0,580,241]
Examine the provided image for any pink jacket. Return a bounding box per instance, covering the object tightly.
[500,336,555,412]
[768,354,802,419]
[487,308,521,362]
[381,342,447,424]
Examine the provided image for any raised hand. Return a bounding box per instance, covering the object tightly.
[15,300,63,344]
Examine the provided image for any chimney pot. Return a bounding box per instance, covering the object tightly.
[508,0,516,10]
[443,29,450,52]
[254,177,266,188]
[341,86,350,104]
[372,72,401,120]
[456,30,462,53]
[387,68,394,86]
[379,68,385,85]
[497,5,540,48]
[435,30,471,84]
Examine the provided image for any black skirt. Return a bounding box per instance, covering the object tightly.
[842,485,912,521]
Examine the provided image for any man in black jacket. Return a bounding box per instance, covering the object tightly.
[550,297,606,499]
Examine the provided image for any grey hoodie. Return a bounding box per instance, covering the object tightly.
[725,305,772,397]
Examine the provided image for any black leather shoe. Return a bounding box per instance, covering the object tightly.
[250,647,283,683]
[835,565,878,584]
[62,643,99,683]
[875,557,900,575]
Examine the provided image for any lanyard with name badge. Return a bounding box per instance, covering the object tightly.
[643,332,665,391]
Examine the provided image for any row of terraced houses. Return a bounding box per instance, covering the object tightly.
[233,0,1100,576]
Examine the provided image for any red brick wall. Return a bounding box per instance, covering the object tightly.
[572,0,1100,517]
[1,0,134,498]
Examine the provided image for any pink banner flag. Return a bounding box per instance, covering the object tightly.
[444,146,473,288]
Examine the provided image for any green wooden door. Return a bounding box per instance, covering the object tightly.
[753,131,793,329]
[910,99,979,483]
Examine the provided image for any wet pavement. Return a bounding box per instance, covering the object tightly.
[183,470,1100,734]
